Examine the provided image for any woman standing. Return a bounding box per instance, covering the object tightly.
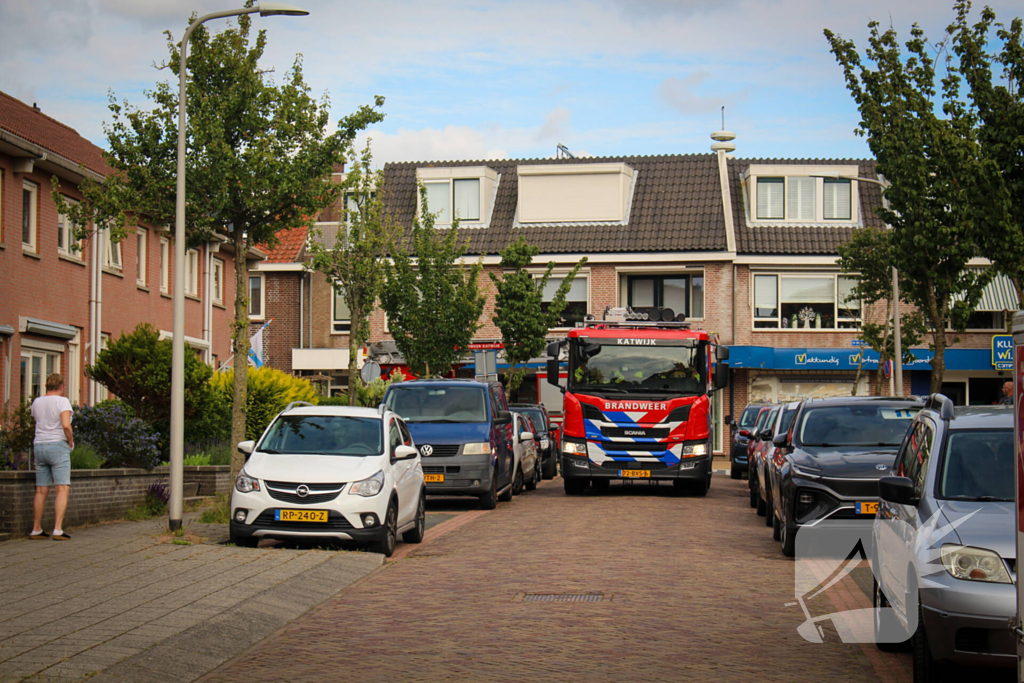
[29,373,74,540]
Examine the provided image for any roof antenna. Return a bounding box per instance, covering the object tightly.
[556,143,575,159]
[711,106,736,154]
[721,105,725,130]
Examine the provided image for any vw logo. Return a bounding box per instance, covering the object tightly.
[875,464,889,471]
[296,484,310,498]
[420,445,433,457]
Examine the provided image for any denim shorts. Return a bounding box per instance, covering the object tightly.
[35,441,72,487]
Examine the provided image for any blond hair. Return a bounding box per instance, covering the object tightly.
[45,373,64,392]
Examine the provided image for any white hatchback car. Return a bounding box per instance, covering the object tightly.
[229,404,425,557]
[510,412,541,495]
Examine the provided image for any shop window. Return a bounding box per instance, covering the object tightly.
[626,273,704,319]
[753,273,860,330]
[540,274,588,327]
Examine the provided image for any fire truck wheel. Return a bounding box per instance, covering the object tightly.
[690,478,709,497]
[591,479,610,492]
[564,479,588,495]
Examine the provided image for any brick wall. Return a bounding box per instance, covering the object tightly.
[0,466,230,537]
[251,272,302,372]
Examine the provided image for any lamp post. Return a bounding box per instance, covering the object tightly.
[169,1,308,531]
[811,173,901,397]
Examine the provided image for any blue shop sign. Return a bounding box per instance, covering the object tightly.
[992,335,1013,370]
[727,346,994,372]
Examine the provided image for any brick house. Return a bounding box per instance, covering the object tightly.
[0,90,250,408]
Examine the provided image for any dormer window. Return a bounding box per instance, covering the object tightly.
[517,162,635,225]
[417,167,497,226]
[747,165,858,225]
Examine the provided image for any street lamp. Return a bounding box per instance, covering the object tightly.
[811,173,902,397]
[169,2,309,531]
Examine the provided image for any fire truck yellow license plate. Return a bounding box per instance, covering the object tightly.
[857,502,879,515]
[619,469,651,478]
[275,509,328,523]
[424,474,445,483]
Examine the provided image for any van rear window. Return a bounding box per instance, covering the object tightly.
[385,386,488,423]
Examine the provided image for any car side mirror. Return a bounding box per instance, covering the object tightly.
[394,444,417,461]
[879,476,918,506]
[521,431,534,442]
[237,440,255,460]
[724,414,733,426]
[495,411,512,426]
[771,433,789,448]
[760,429,773,440]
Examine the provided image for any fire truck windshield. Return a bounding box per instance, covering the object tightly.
[569,343,705,395]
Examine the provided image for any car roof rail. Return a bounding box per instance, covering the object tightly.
[924,393,955,420]
[283,400,314,412]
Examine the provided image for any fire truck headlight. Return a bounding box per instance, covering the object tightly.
[562,441,587,456]
[682,444,707,458]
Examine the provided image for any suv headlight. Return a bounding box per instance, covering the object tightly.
[682,443,707,458]
[940,545,1012,584]
[562,440,587,455]
[462,442,491,455]
[349,470,385,497]
[235,470,260,493]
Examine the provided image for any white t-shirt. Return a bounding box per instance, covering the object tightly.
[31,395,73,444]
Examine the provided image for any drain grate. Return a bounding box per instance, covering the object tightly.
[523,593,604,603]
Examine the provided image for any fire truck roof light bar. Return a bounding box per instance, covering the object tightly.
[576,320,693,330]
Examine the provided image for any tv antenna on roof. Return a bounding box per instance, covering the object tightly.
[556,143,575,159]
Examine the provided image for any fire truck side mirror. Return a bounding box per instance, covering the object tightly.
[546,341,561,357]
[713,365,729,390]
[546,357,560,387]
[716,345,730,362]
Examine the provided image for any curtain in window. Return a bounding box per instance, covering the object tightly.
[781,277,833,303]
[630,278,655,307]
[756,178,784,219]
[453,179,480,221]
[838,276,860,314]
[691,274,705,319]
[823,179,851,219]
[662,278,689,314]
[543,276,587,302]
[333,288,351,322]
[787,177,815,221]
[753,275,778,317]
[424,182,451,223]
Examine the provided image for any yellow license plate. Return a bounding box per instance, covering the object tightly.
[619,469,651,478]
[275,509,328,523]
[424,473,445,483]
[857,501,879,515]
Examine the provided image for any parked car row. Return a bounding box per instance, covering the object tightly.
[732,393,1016,681]
[228,379,552,558]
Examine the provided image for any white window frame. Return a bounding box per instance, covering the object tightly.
[747,166,859,225]
[57,197,82,257]
[136,228,148,285]
[212,258,224,305]
[185,248,199,296]
[248,272,265,320]
[159,236,170,293]
[331,281,351,334]
[22,180,38,252]
[20,348,61,401]
[623,271,705,321]
[416,166,497,227]
[96,334,110,401]
[534,268,591,330]
[101,230,122,270]
[752,272,861,330]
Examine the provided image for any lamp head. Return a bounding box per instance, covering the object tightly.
[257,2,309,16]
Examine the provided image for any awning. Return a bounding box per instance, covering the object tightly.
[19,317,77,340]
[727,346,996,372]
[952,270,1019,311]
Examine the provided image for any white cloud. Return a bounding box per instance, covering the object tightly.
[658,71,748,115]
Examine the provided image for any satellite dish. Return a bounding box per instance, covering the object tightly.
[360,360,382,384]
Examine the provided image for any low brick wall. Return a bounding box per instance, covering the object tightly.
[0,465,231,537]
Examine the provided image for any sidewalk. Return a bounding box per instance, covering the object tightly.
[0,513,384,682]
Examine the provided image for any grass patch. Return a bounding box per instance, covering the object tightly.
[198,493,230,524]
[171,538,191,545]
[70,444,104,470]
[183,453,211,467]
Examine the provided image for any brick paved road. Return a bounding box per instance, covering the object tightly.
[203,476,915,683]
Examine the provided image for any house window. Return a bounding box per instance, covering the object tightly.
[101,230,122,270]
[57,198,82,256]
[541,274,588,327]
[22,180,38,251]
[422,178,481,224]
[212,258,224,304]
[626,273,704,320]
[787,177,816,221]
[753,273,860,329]
[159,237,170,293]
[136,228,147,285]
[20,349,60,401]
[185,249,199,296]
[248,274,264,319]
[755,178,784,220]
[823,179,852,220]
[332,285,351,333]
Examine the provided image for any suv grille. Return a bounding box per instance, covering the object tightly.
[422,465,462,474]
[253,510,353,531]
[422,444,460,458]
[819,476,884,499]
[265,481,345,505]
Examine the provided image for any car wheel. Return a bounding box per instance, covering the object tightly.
[772,510,781,541]
[780,504,796,557]
[229,528,259,548]
[763,488,773,526]
[564,479,587,495]
[756,488,767,517]
[502,468,519,501]
[525,463,540,491]
[369,502,398,558]
[542,455,556,480]
[479,469,498,510]
[911,599,939,683]
[402,490,426,544]
[749,479,758,508]
[730,464,740,480]
[873,576,909,651]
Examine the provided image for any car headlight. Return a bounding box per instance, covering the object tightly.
[235,470,260,493]
[682,443,707,458]
[349,470,385,497]
[540,438,550,450]
[940,545,1012,584]
[462,442,491,455]
[791,463,822,479]
[562,440,587,455]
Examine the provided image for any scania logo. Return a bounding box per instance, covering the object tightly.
[296,484,310,498]
[624,430,647,436]
[420,445,433,457]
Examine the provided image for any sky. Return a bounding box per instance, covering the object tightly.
[1,0,1017,164]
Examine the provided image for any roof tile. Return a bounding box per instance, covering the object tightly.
[0,91,111,177]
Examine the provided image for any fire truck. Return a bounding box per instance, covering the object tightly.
[545,307,729,496]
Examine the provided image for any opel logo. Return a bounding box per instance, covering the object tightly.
[296,484,310,498]
[420,445,433,457]
[875,464,888,471]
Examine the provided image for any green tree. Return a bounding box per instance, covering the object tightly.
[826,20,988,393]
[949,2,1024,306]
[837,228,925,395]
[209,367,318,442]
[309,143,398,405]
[489,237,586,392]
[52,11,384,477]
[379,186,486,377]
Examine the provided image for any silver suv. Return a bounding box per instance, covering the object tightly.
[872,395,1015,681]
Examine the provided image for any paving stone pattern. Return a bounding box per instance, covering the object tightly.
[0,515,382,682]
[204,477,912,683]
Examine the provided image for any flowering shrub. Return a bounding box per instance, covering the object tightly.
[209,367,319,441]
[73,401,162,470]
[0,400,35,471]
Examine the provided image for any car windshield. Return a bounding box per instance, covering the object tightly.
[779,407,797,433]
[259,415,383,456]
[570,344,705,395]
[939,429,1014,501]
[384,385,488,423]
[517,409,547,431]
[798,405,919,447]
[739,406,761,429]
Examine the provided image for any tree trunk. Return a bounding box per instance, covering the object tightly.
[348,328,360,408]
[926,281,946,395]
[876,300,892,396]
[852,352,863,396]
[230,232,250,480]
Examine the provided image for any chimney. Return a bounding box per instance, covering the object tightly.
[33,102,41,112]
[711,129,737,253]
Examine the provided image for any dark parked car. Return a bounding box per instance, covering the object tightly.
[771,396,923,556]
[729,403,768,479]
[754,401,800,523]
[509,403,557,480]
[748,405,779,510]
[764,401,801,538]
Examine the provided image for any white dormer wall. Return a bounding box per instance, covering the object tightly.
[745,164,861,225]
[517,162,635,224]
[416,166,499,227]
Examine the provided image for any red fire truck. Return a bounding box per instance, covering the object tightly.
[546,308,729,496]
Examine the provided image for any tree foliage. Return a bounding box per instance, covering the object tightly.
[209,367,318,442]
[309,142,398,405]
[826,19,988,393]
[489,237,586,391]
[379,186,487,377]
